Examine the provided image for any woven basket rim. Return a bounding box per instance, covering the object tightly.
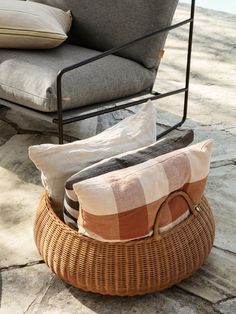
[43,192,207,246]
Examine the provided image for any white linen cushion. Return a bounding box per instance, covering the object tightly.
[0,0,72,49]
[28,101,157,216]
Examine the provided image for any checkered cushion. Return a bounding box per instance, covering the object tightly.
[63,136,192,229]
[69,140,213,241]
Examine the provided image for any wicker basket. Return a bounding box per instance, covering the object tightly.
[34,191,215,296]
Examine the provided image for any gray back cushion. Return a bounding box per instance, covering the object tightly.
[29,0,178,69]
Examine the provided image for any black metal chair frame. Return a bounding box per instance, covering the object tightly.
[1,0,195,144]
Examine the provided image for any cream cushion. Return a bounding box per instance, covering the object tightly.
[0,0,72,49]
[28,101,157,215]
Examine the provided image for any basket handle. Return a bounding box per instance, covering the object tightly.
[153,190,198,240]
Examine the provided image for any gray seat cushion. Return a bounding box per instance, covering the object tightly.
[0,44,155,112]
[29,0,178,69]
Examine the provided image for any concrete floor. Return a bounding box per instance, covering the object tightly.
[0,3,236,314]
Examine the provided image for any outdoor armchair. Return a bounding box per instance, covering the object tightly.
[0,0,195,143]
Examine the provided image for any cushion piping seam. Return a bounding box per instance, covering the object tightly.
[0,32,65,40]
[0,26,65,35]
[0,81,49,100]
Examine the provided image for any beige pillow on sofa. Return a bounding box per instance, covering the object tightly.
[0,0,72,49]
[29,101,157,215]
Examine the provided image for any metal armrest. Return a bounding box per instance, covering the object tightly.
[56,0,196,143]
[57,18,192,82]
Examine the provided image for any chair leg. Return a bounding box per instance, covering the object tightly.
[58,116,64,144]
[57,74,64,144]
[155,0,195,140]
[183,0,195,124]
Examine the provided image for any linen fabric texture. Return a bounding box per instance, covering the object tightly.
[29,0,178,69]
[0,45,155,112]
[70,140,213,242]
[28,101,157,216]
[64,136,193,229]
[0,0,72,49]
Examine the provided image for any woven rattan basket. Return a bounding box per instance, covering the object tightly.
[34,191,215,296]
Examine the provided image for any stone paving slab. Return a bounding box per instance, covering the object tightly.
[0,134,47,268]
[1,107,98,141]
[213,297,236,314]
[0,120,16,147]
[193,129,236,165]
[206,165,236,253]
[178,247,236,303]
[155,4,236,129]
[0,264,53,314]
[0,264,218,314]
[153,111,236,164]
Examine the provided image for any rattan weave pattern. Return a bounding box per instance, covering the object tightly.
[34,193,215,296]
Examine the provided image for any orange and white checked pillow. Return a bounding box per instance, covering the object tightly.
[73,140,213,242]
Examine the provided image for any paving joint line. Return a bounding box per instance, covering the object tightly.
[22,276,55,314]
[0,260,45,272]
[213,245,236,256]
[22,296,38,314]
[210,160,236,169]
[214,295,236,305]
